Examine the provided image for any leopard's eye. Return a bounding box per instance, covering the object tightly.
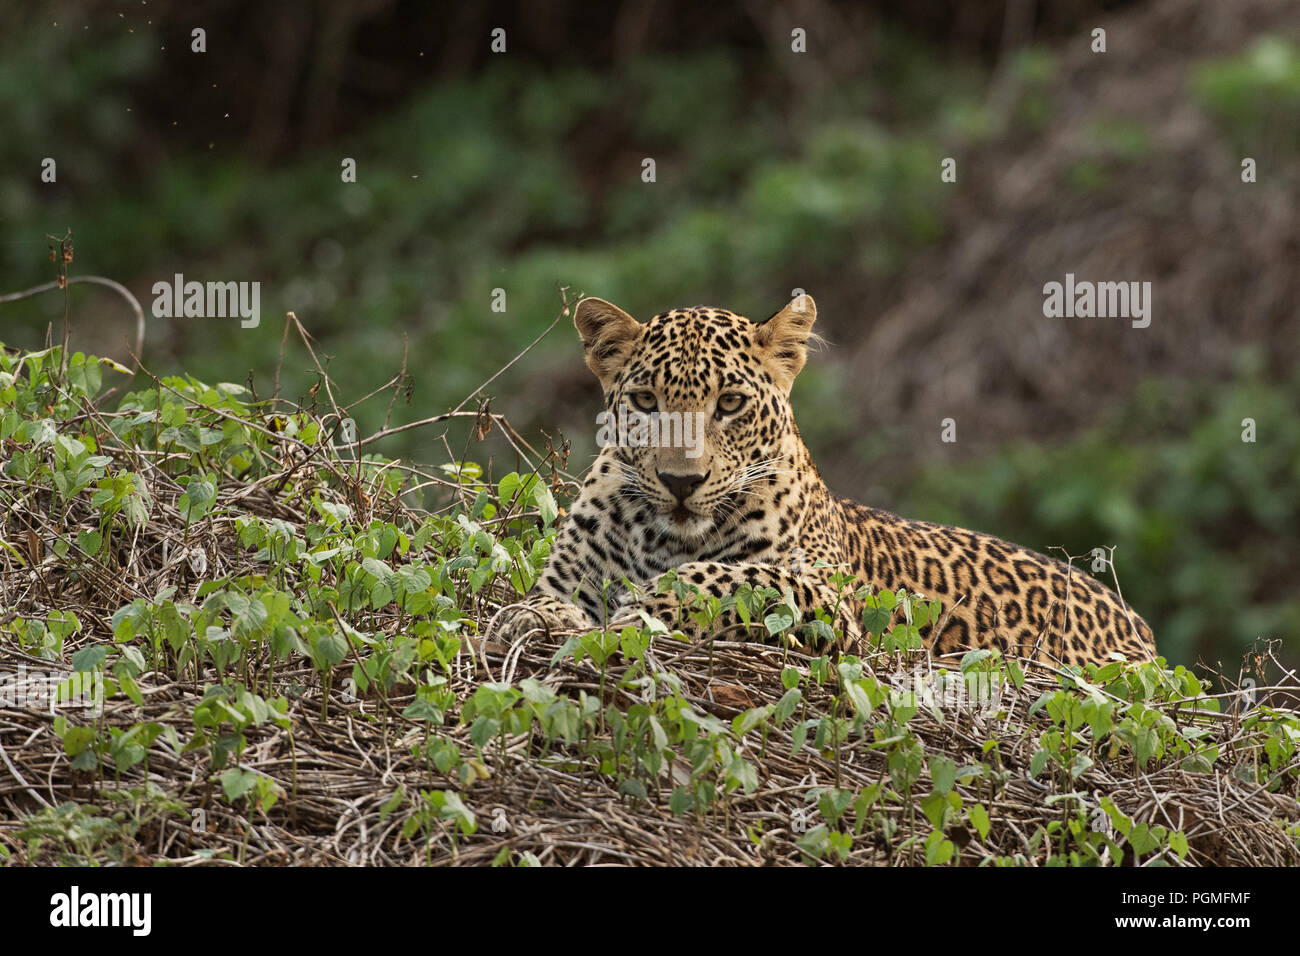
[716,392,746,416]
[629,390,658,413]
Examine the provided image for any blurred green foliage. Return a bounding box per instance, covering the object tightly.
[1193,37,1300,157]
[1067,116,1151,192]
[2,41,959,430]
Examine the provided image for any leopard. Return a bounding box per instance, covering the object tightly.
[488,294,1158,669]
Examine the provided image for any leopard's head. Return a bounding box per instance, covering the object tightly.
[574,295,818,544]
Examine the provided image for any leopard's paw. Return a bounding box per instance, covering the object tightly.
[487,596,595,643]
[607,603,661,632]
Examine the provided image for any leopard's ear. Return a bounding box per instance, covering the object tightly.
[574,297,643,385]
[755,294,817,391]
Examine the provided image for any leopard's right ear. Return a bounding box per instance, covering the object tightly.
[574,297,643,385]
[755,293,818,392]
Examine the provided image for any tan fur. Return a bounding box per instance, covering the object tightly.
[490,297,1158,668]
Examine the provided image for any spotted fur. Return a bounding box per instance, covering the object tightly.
[490,296,1157,668]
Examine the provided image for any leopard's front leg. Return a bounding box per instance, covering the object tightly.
[486,481,623,642]
[612,561,861,653]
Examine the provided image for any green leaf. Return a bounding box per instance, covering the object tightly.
[397,564,432,593]
[669,788,693,815]
[61,726,95,757]
[178,480,216,521]
[1029,747,1049,779]
[403,697,444,723]
[76,528,103,557]
[889,743,924,791]
[764,606,795,636]
[619,779,648,801]
[861,596,892,635]
[774,687,802,724]
[924,831,955,865]
[362,557,397,588]
[921,792,949,829]
[70,644,110,671]
[732,705,771,737]
[470,716,500,749]
[791,719,809,755]
[816,788,852,826]
[533,483,558,526]
[221,767,257,802]
[314,631,348,667]
[117,672,144,707]
[929,755,957,795]
[726,756,758,794]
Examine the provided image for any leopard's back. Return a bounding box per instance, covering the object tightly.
[838,500,1157,666]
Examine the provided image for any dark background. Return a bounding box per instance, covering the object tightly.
[1,0,1297,675]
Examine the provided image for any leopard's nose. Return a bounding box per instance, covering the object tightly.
[657,471,708,504]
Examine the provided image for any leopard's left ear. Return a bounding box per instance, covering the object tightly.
[574,297,643,386]
[756,294,817,391]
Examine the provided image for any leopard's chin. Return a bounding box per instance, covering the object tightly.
[656,507,715,543]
